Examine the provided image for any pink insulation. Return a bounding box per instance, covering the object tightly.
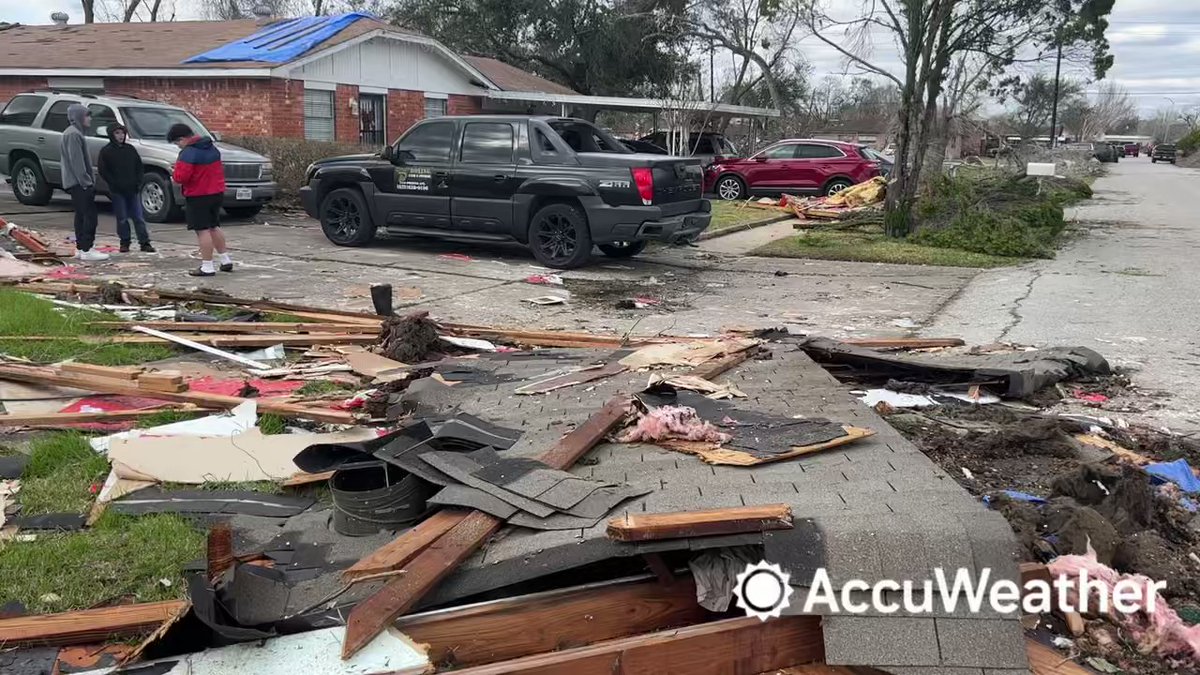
[1048,552,1200,662]
[617,405,732,444]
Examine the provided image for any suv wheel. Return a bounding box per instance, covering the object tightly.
[142,172,183,222]
[715,175,745,201]
[11,158,52,206]
[825,178,853,196]
[598,241,647,258]
[529,202,592,269]
[320,187,376,246]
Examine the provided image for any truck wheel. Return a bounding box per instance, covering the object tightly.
[598,241,647,258]
[11,158,52,206]
[824,178,853,196]
[715,175,745,201]
[142,172,183,223]
[320,187,376,246]
[528,202,592,269]
[225,205,263,220]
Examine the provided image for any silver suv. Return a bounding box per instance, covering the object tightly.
[0,91,277,222]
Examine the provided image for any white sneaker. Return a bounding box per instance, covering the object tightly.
[78,249,110,262]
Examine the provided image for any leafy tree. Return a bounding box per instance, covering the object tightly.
[390,0,694,97]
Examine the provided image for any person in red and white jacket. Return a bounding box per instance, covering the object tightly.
[168,123,233,277]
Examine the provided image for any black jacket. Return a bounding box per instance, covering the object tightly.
[98,125,144,195]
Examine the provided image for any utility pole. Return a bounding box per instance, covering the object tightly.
[1049,31,1063,146]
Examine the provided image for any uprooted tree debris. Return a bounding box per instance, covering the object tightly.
[0,278,1196,674]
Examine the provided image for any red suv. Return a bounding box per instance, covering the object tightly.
[704,139,885,200]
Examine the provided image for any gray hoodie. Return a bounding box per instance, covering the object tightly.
[60,104,94,190]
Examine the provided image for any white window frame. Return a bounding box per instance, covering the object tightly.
[423,96,448,119]
[303,88,335,142]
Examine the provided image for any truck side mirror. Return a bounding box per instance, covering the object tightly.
[380,145,394,162]
[211,131,222,142]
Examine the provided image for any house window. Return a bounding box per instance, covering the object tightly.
[304,89,335,141]
[424,97,447,118]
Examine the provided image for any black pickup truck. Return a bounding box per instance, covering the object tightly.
[300,115,712,268]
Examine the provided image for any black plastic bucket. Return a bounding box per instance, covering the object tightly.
[329,462,433,536]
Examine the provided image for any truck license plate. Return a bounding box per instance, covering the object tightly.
[236,188,252,201]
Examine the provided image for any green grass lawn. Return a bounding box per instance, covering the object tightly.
[708,200,786,234]
[0,432,204,613]
[0,288,174,365]
[753,230,1019,268]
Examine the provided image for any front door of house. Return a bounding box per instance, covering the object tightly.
[359,94,386,147]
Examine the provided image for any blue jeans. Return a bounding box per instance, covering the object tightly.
[110,191,151,245]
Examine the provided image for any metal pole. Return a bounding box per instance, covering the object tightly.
[1164,97,1177,142]
[1049,36,1063,147]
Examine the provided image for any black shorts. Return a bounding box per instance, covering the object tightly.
[185,193,223,231]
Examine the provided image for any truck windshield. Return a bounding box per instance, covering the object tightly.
[548,120,629,154]
[121,107,212,141]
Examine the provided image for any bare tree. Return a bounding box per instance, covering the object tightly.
[81,0,97,23]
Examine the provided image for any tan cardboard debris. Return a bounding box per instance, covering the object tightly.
[107,427,378,483]
[619,339,758,369]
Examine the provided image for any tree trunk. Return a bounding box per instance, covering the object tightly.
[920,111,950,189]
[149,0,163,20]
[123,0,143,22]
[81,0,96,23]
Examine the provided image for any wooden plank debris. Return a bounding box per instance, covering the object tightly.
[515,362,628,395]
[394,577,711,669]
[607,504,793,542]
[341,396,633,658]
[0,406,203,427]
[22,333,380,347]
[447,615,824,675]
[60,362,141,380]
[341,509,465,582]
[1026,637,1093,674]
[661,425,875,466]
[0,363,355,424]
[0,599,187,646]
[137,370,187,393]
[131,325,270,369]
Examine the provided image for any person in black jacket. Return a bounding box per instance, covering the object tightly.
[98,124,155,253]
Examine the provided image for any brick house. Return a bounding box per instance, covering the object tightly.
[0,14,579,145]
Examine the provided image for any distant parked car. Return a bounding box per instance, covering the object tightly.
[638,131,738,167]
[1152,143,1178,164]
[704,139,884,200]
[1123,143,1140,157]
[619,138,668,154]
[1089,143,1118,163]
[1110,142,1126,158]
[0,91,276,221]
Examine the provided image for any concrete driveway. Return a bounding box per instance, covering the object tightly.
[0,188,973,339]
[925,158,1200,430]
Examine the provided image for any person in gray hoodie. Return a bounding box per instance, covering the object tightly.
[61,104,108,261]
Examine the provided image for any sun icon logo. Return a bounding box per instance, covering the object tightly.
[733,560,794,621]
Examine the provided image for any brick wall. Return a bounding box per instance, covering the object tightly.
[334,84,359,144]
[104,77,284,137]
[448,94,483,116]
[0,76,50,109]
[387,89,424,141]
[268,79,303,139]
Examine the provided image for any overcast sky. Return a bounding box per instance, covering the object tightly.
[4,0,1198,115]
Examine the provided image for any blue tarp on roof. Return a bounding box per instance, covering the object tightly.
[184,12,375,64]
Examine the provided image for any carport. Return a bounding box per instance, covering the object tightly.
[481,90,779,155]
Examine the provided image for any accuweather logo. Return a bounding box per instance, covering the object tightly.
[732,561,1166,618]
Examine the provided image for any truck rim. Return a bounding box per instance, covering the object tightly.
[718,177,741,200]
[326,195,360,241]
[142,182,165,214]
[536,212,577,262]
[15,166,36,197]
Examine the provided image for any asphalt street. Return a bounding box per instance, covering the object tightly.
[926,158,1200,430]
[0,189,972,340]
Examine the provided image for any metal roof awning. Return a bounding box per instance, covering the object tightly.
[484,90,779,118]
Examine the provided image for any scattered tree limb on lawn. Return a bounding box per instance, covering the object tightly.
[0,406,206,427]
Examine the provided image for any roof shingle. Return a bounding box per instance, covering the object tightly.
[462,55,578,95]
